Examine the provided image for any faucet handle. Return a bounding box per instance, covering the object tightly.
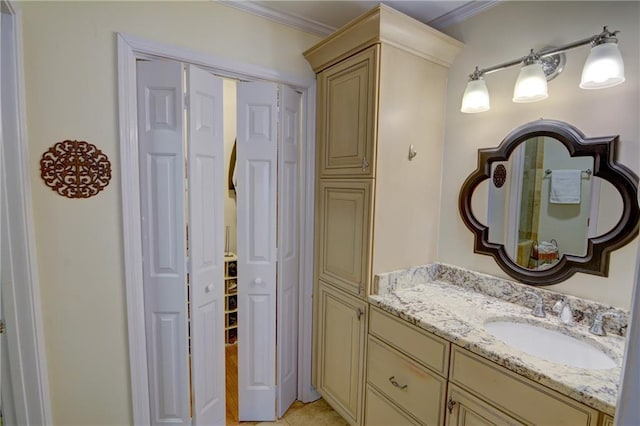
[589,310,621,336]
[553,299,574,325]
[524,291,545,318]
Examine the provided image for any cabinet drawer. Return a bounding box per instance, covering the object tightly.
[369,306,449,375]
[365,385,419,426]
[317,180,373,297]
[450,346,599,426]
[367,336,446,425]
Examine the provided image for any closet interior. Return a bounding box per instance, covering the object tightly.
[222,78,240,423]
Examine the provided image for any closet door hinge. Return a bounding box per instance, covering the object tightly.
[184,94,190,109]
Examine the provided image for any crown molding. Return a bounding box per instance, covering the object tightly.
[428,0,500,30]
[218,0,499,37]
[218,0,336,37]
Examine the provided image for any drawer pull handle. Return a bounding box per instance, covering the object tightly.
[362,157,369,172]
[447,397,457,414]
[388,376,408,390]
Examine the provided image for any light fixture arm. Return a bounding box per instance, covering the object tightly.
[470,26,620,79]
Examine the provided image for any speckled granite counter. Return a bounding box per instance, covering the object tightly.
[369,263,629,415]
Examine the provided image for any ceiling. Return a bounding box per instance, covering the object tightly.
[220,0,500,36]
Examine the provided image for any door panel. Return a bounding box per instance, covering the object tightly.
[187,65,225,425]
[237,81,278,421]
[445,384,524,426]
[137,60,190,425]
[317,281,367,425]
[318,45,378,177]
[318,180,373,297]
[277,85,301,417]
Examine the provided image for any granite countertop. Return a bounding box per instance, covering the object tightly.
[369,263,628,416]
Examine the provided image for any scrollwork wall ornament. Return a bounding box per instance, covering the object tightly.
[40,140,112,199]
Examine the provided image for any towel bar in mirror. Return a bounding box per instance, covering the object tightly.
[458,119,640,285]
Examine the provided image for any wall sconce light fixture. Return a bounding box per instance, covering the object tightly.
[460,27,625,113]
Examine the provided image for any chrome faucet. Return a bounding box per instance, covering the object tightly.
[553,299,574,325]
[524,291,545,318]
[589,311,621,336]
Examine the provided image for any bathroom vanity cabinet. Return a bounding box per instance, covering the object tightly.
[304,6,461,424]
[367,307,448,425]
[366,306,604,426]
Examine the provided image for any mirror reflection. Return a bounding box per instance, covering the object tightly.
[459,119,639,285]
[486,137,600,271]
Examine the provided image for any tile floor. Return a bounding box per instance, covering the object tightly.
[230,399,349,426]
[226,344,347,425]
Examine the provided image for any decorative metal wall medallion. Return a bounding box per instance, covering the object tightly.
[493,164,507,188]
[40,140,112,199]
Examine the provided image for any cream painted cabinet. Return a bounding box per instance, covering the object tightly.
[317,180,373,296]
[317,46,378,178]
[448,346,600,426]
[305,4,463,298]
[305,5,462,425]
[366,307,449,425]
[445,384,523,426]
[317,281,368,425]
[600,414,614,426]
[366,306,608,426]
[365,385,419,426]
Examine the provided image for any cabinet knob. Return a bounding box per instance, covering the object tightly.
[254,277,263,286]
[447,397,457,414]
[356,308,364,320]
[205,284,214,292]
[361,157,369,172]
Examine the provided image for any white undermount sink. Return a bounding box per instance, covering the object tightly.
[484,319,617,370]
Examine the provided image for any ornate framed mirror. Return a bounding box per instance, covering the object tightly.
[459,119,640,285]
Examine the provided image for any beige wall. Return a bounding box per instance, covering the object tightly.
[20,2,319,424]
[440,1,640,309]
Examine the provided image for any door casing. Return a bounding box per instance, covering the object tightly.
[117,33,319,424]
[0,2,51,424]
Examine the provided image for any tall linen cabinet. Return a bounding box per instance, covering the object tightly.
[304,5,462,425]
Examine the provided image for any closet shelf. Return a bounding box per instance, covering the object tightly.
[225,254,238,345]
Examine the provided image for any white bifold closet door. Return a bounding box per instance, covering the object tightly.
[236,82,300,421]
[137,60,225,426]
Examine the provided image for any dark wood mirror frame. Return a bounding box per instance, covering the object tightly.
[459,119,640,285]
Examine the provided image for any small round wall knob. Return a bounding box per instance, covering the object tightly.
[205,284,214,292]
[254,278,263,286]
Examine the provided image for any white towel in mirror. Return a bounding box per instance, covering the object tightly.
[550,169,581,204]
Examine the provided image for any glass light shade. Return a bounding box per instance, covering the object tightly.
[513,63,549,103]
[580,42,625,89]
[461,78,490,113]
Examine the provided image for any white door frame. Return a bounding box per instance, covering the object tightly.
[0,1,51,424]
[117,32,319,424]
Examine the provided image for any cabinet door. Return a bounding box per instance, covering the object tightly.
[446,384,524,426]
[600,414,614,426]
[317,45,378,177]
[317,180,373,297]
[317,281,367,425]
